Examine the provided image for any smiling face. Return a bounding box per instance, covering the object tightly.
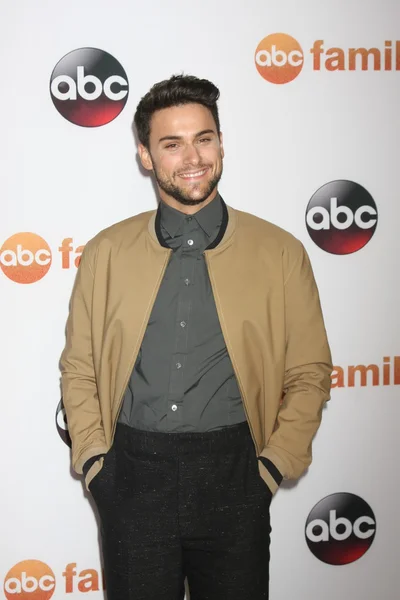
[138,103,224,213]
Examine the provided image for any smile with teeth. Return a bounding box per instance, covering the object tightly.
[178,168,208,179]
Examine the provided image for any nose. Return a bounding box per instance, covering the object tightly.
[182,143,201,166]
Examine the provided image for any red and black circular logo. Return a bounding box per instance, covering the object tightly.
[55,398,71,447]
[50,48,129,127]
[305,180,378,254]
[305,493,376,565]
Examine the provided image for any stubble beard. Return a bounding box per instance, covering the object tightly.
[153,162,223,207]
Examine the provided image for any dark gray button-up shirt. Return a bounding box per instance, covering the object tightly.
[118,194,246,432]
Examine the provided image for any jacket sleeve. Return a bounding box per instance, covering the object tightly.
[60,242,107,475]
[259,240,332,488]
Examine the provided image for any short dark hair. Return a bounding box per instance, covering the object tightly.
[134,74,221,148]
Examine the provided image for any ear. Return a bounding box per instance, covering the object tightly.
[138,144,153,171]
[219,131,225,159]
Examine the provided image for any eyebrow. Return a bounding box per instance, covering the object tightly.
[158,129,216,143]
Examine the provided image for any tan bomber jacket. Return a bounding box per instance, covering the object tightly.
[60,202,332,494]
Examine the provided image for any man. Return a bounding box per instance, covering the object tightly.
[60,74,332,600]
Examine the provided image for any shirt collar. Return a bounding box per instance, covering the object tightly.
[194,193,222,237]
[159,193,222,239]
[159,201,185,238]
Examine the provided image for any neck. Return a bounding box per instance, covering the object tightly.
[158,188,219,215]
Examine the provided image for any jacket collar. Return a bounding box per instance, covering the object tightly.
[149,196,235,252]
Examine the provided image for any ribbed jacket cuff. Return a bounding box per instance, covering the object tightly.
[258,456,283,486]
[82,454,105,477]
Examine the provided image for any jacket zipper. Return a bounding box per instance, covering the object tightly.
[109,249,172,444]
[204,252,260,455]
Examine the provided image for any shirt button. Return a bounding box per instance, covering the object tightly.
[187,239,194,246]
[186,216,192,221]
[176,362,182,369]
[171,404,178,411]
[184,278,190,285]
[180,321,186,328]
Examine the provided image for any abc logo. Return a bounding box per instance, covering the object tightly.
[305,180,378,254]
[4,560,56,600]
[0,233,52,284]
[305,493,376,565]
[255,33,304,84]
[55,399,71,447]
[50,48,129,127]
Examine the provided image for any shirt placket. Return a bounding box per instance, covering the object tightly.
[166,216,200,427]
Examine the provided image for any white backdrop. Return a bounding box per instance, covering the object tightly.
[1,0,399,598]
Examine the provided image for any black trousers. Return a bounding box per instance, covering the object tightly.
[90,421,271,600]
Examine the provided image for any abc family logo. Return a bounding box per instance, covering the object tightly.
[332,355,400,388]
[305,493,376,565]
[55,399,71,447]
[305,180,378,255]
[3,560,105,599]
[50,47,129,127]
[255,33,400,83]
[0,235,84,284]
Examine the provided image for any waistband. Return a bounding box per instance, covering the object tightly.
[115,421,252,455]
